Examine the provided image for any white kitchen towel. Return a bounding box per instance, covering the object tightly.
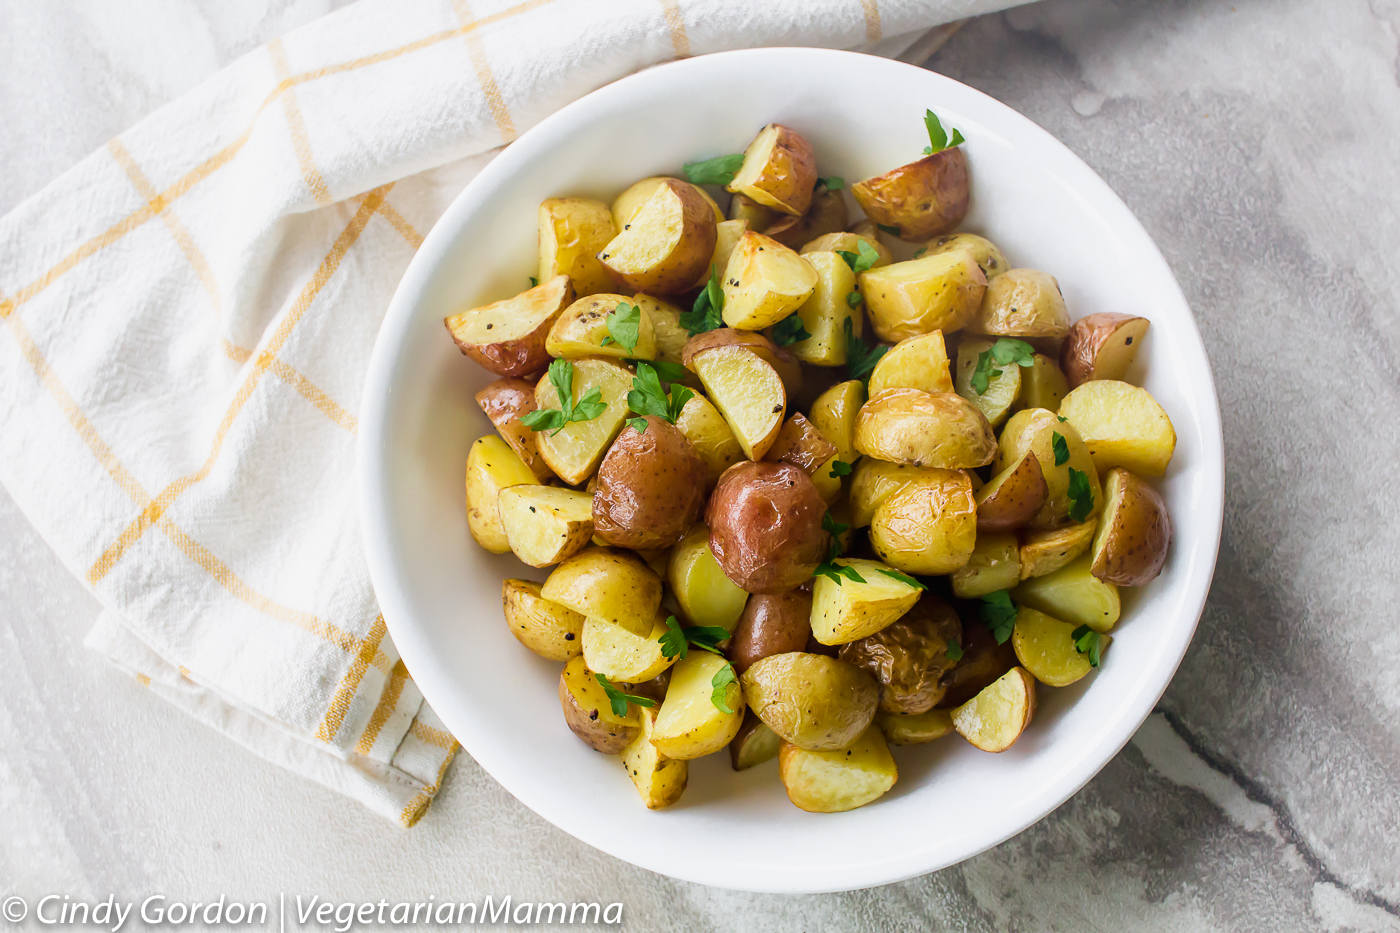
[0,0,1029,826]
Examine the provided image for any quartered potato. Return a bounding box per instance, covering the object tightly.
[808,379,866,463]
[950,532,1021,598]
[465,435,541,553]
[633,294,692,369]
[852,147,970,241]
[541,547,662,637]
[498,485,594,567]
[951,666,1037,753]
[848,459,961,528]
[763,184,848,249]
[502,578,585,661]
[538,197,617,297]
[728,192,778,231]
[869,471,977,575]
[651,651,746,760]
[582,613,676,684]
[622,705,689,809]
[1013,553,1121,632]
[559,656,640,754]
[938,623,1017,708]
[673,392,745,488]
[1019,520,1098,580]
[727,122,818,216]
[869,331,954,395]
[730,590,814,674]
[838,596,962,713]
[1059,380,1177,477]
[975,451,1047,533]
[810,558,923,645]
[1090,467,1172,586]
[800,231,893,268]
[599,179,717,294]
[730,712,782,771]
[741,652,879,750]
[667,523,750,634]
[778,726,898,812]
[682,327,806,394]
[876,707,955,746]
[1061,312,1149,388]
[925,232,1008,279]
[855,388,999,470]
[860,250,987,342]
[688,346,787,460]
[721,231,819,331]
[763,412,838,475]
[694,218,750,288]
[444,274,574,377]
[1012,606,1108,687]
[995,408,1102,529]
[533,357,635,485]
[611,175,724,227]
[546,294,658,361]
[592,415,707,550]
[954,337,1023,427]
[475,378,556,482]
[706,461,828,594]
[1020,353,1070,412]
[782,250,859,366]
[969,269,1071,341]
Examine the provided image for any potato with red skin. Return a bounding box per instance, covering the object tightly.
[475,378,555,482]
[763,413,838,475]
[975,451,1048,533]
[706,461,828,594]
[1090,468,1172,585]
[936,622,1017,708]
[727,123,818,217]
[681,327,805,396]
[729,589,814,674]
[852,148,970,241]
[444,274,573,377]
[1060,313,1150,388]
[592,416,706,550]
[839,596,963,713]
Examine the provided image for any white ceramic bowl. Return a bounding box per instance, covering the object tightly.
[359,48,1223,893]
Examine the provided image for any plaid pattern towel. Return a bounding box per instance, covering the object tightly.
[0,0,1026,826]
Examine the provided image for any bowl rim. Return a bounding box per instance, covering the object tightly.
[358,46,1224,892]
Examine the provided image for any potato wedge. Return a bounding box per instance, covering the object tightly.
[1019,353,1070,412]
[730,712,782,770]
[838,596,962,713]
[1061,312,1149,388]
[848,459,960,527]
[592,416,706,550]
[727,123,818,216]
[780,250,859,366]
[582,612,676,684]
[498,485,594,567]
[502,578,585,661]
[465,435,541,553]
[810,558,923,645]
[876,707,955,746]
[650,651,745,760]
[444,274,573,377]
[533,357,635,485]
[667,523,750,634]
[810,455,845,504]
[995,408,1102,529]
[546,294,657,361]
[730,590,813,674]
[801,231,893,268]
[673,392,745,488]
[764,413,838,475]
[538,197,616,297]
[1013,553,1121,632]
[808,379,866,463]
[741,652,878,750]
[950,532,1021,599]
[633,294,691,369]
[951,666,1036,753]
[869,471,977,575]
[869,331,954,396]
[688,346,787,460]
[1090,468,1172,586]
[938,623,1017,708]
[925,232,1008,280]
[975,451,1047,533]
[1019,520,1098,580]
[953,337,1023,427]
[541,547,662,637]
[855,388,998,469]
[475,378,555,482]
[1058,380,1177,477]
[706,461,828,594]
[728,192,778,231]
[693,218,750,288]
[599,179,716,295]
[860,250,987,342]
[779,726,898,812]
[852,148,969,241]
[558,656,640,754]
[969,269,1071,340]
[611,175,724,227]
[1012,606,1108,687]
[622,705,689,808]
[763,184,848,249]
[682,328,805,396]
[721,231,819,330]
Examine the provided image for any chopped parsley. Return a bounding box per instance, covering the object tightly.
[843,316,888,385]
[771,314,811,346]
[877,223,902,236]
[626,361,694,433]
[828,459,853,479]
[519,359,606,436]
[922,109,966,155]
[846,291,863,308]
[969,337,1035,395]
[1071,625,1104,668]
[816,176,845,191]
[632,358,691,384]
[658,615,729,661]
[683,153,745,186]
[875,567,926,589]
[594,673,655,717]
[979,590,1017,645]
[529,276,539,287]
[1051,431,1070,467]
[1067,467,1095,523]
[679,264,724,335]
[815,561,866,586]
[599,301,640,352]
[945,638,964,662]
[710,663,739,714]
[836,239,881,276]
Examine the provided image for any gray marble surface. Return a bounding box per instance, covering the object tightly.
[2,0,1398,930]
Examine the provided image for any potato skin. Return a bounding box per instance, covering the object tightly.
[558,657,639,754]
[1060,312,1149,388]
[839,596,962,713]
[975,451,1047,533]
[926,232,1008,279]
[852,148,970,241]
[730,589,814,674]
[937,621,1017,708]
[445,274,573,377]
[592,416,706,550]
[762,185,848,249]
[599,179,717,295]
[969,268,1071,339]
[705,461,829,594]
[728,123,818,216]
[740,652,879,751]
[475,378,555,482]
[681,327,804,392]
[869,472,978,575]
[855,388,998,469]
[1091,468,1172,585]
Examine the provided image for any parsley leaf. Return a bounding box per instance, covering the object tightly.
[946,637,964,662]
[594,673,656,717]
[683,153,745,186]
[816,176,845,191]
[844,316,887,385]
[1051,431,1070,467]
[679,264,724,335]
[771,314,811,346]
[846,291,863,308]
[875,567,926,589]
[599,301,640,352]
[828,459,853,479]
[822,511,850,543]
[626,416,649,435]
[529,276,539,287]
[836,240,881,276]
[979,590,1018,645]
[658,615,688,661]
[710,663,739,714]
[922,109,966,156]
[658,617,729,660]
[519,359,607,436]
[1057,415,1069,423]
[637,358,692,384]
[685,626,729,655]
[1067,467,1095,523]
[627,361,693,428]
[814,561,867,586]
[1071,625,1104,668]
[912,247,927,258]
[969,337,1036,395]
[877,223,902,236]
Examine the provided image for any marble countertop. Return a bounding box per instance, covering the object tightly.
[3,0,1398,929]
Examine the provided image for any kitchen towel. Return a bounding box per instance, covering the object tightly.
[0,0,1030,826]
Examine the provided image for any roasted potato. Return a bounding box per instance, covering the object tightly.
[876,707,955,746]
[954,337,1023,427]
[694,218,750,288]
[741,652,878,750]
[848,459,961,527]
[705,461,828,594]
[869,471,977,575]
[444,274,573,377]
[950,532,1021,598]
[994,408,1102,529]
[599,179,717,294]
[538,197,617,297]
[855,388,998,469]
[800,231,893,268]
[730,712,782,770]
[1060,312,1149,388]
[592,416,706,550]
[650,651,746,759]
[559,656,640,754]
[465,435,541,553]
[1019,353,1070,412]
[1012,606,1108,687]
[681,327,806,394]
[611,175,724,228]
[475,378,556,482]
[672,392,745,487]
[1090,468,1172,586]
[728,192,778,231]
[860,250,987,342]
[810,558,923,645]
[763,184,848,249]
[951,666,1036,753]
[969,269,1071,340]
[533,357,635,485]
[730,589,814,674]
[925,232,1008,279]
[582,613,676,684]
[727,123,817,216]
[687,346,787,460]
[778,726,898,812]
[868,331,954,395]
[667,523,750,633]
[540,547,662,637]
[633,294,691,369]
[721,231,819,331]
[1019,520,1098,580]
[502,578,585,661]
[975,451,1047,533]
[937,622,1017,708]
[622,705,689,808]
[852,147,969,241]
[1058,380,1177,477]
[838,596,962,713]
[546,294,658,361]
[1013,553,1120,632]
[763,413,838,475]
[808,379,866,463]
[498,485,594,567]
[780,250,859,366]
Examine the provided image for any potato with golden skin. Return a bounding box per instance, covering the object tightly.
[808,379,866,463]
[621,706,688,809]
[925,232,1008,279]
[729,589,814,674]
[800,231,893,268]
[705,461,828,594]
[533,358,635,485]
[1020,353,1071,412]
[498,485,594,567]
[762,185,848,249]
[1060,312,1149,388]
[876,707,955,746]
[558,656,640,754]
[951,667,1037,752]
[860,251,987,342]
[464,435,541,554]
[546,294,658,361]
[444,274,573,377]
[868,331,954,396]
[598,179,717,295]
[541,547,662,637]
[582,613,677,684]
[954,337,1023,427]
[950,532,1021,599]
[848,459,961,527]
[1090,467,1172,585]
[994,407,1102,530]
[611,175,724,228]
[720,231,819,331]
[538,197,616,297]
[502,579,584,661]
[730,712,782,771]
[651,651,746,760]
[778,726,898,812]
[810,558,924,645]
[778,251,859,367]
[838,596,962,713]
[1019,520,1099,580]
[1058,380,1177,477]
[969,269,1071,340]
[852,147,970,241]
[672,392,745,488]
[869,472,977,575]
[475,378,555,482]
[727,123,818,216]
[855,388,998,469]
[1013,553,1121,632]
[1012,607,1109,687]
[591,416,706,550]
[681,328,805,395]
[741,652,879,750]
[667,523,750,634]
[728,192,778,231]
[693,218,750,288]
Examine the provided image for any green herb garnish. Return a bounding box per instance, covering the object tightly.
[846,291,863,308]
[686,626,728,656]
[816,176,845,191]
[1067,467,1094,523]
[710,663,739,714]
[912,247,927,258]
[529,276,539,287]
[658,615,687,661]
[1071,625,1103,667]
[519,359,607,436]
[683,153,745,186]
[594,673,656,717]
[771,314,811,347]
[599,301,640,352]
[659,616,729,660]
[876,567,926,589]
[877,223,901,236]
[922,109,966,155]
[828,459,853,479]
[631,358,691,384]
[946,638,964,662]
[969,337,1035,395]
[843,316,887,385]
[679,264,724,335]
[836,240,881,276]
[626,361,694,433]
[814,561,866,586]
[1051,431,1070,467]
[979,590,1017,645]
